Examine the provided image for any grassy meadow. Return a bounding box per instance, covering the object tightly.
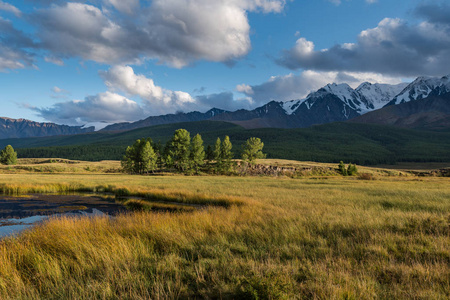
[0,159,449,299]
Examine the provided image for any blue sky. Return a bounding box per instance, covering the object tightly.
[0,0,448,126]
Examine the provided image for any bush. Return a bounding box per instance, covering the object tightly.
[358,173,374,180]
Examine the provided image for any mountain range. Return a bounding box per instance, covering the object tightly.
[100,74,449,131]
[0,118,94,139]
[1,74,449,139]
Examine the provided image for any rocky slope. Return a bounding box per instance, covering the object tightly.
[349,93,450,131]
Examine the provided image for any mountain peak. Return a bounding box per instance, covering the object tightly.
[389,74,450,106]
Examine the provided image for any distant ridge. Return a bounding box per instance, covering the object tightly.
[0,117,94,139]
[101,108,228,131]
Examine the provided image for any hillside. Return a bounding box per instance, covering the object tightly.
[2,121,450,165]
[349,93,450,131]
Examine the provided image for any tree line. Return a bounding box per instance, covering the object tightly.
[121,129,265,175]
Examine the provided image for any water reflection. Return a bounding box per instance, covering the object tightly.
[0,194,125,238]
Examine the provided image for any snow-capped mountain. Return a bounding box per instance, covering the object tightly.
[356,82,409,111]
[281,82,408,117]
[97,74,450,132]
[212,81,408,128]
[387,75,450,106]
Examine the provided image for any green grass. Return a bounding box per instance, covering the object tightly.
[0,166,449,299]
[1,121,450,164]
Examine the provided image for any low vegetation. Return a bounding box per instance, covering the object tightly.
[0,161,448,298]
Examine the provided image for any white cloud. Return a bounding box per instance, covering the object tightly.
[33,91,145,125]
[44,56,64,66]
[279,15,450,77]
[52,86,64,93]
[33,0,286,68]
[236,84,254,95]
[99,65,200,115]
[0,17,35,71]
[0,1,21,17]
[236,70,403,104]
[104,0,140,15]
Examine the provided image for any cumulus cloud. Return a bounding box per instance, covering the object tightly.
[0,1,21,17]
[278,7,450,77]
[236,70,404,104]
[414,2,450,25]
[196,92,254,111]
[104,0,140,15]
[0,17,35,71]
[32,91,145,125]
[100,65,258,114]
[99,65,199,115]
[31,0,286,67]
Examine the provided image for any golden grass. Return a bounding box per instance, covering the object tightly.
[0,162,449,299]
[0,158,121,174]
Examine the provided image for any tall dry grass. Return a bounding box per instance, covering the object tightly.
[0,171,448,299]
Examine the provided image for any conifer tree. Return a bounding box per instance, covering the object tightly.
[121,138,156,174]
[241,137,265,164]
[220,136,233,173]
[168,129,191,172]
[205,145,214,161]
[0,145,17,165]
[338,161,347,176]
[190,133,205,173]
[213,137,222,172]
[347,163,358,176]
[140,141,157,173]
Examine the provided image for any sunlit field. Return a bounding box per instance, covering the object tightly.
[0,160,448,299]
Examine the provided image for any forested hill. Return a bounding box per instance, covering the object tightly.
[1,121,449,165]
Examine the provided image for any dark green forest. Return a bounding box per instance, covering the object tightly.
[1,121,450,165]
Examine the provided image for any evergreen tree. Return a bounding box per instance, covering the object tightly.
[121,138,156,174]
[347,164,358,176]
[140,141,157,173]
[168,129,191,172]
[213,137,222,173]
[338,161,347,176]
[205,145,214,161]
[190,134,205,173]
[154,140,164,170]
[0,145,17,165]
[220,136,233,173]
[241,137,265,164]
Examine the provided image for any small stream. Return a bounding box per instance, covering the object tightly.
[0,194,126,238]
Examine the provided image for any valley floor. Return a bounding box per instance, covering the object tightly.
[0,160,448,299]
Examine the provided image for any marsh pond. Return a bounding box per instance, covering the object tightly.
[0,194,126,238]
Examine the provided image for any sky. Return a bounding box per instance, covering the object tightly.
[1,0,449,127]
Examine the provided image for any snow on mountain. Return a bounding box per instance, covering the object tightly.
[356,82,409,112]
[281,99,303,115]
[280,82,408,116]
[390,75,450,105]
